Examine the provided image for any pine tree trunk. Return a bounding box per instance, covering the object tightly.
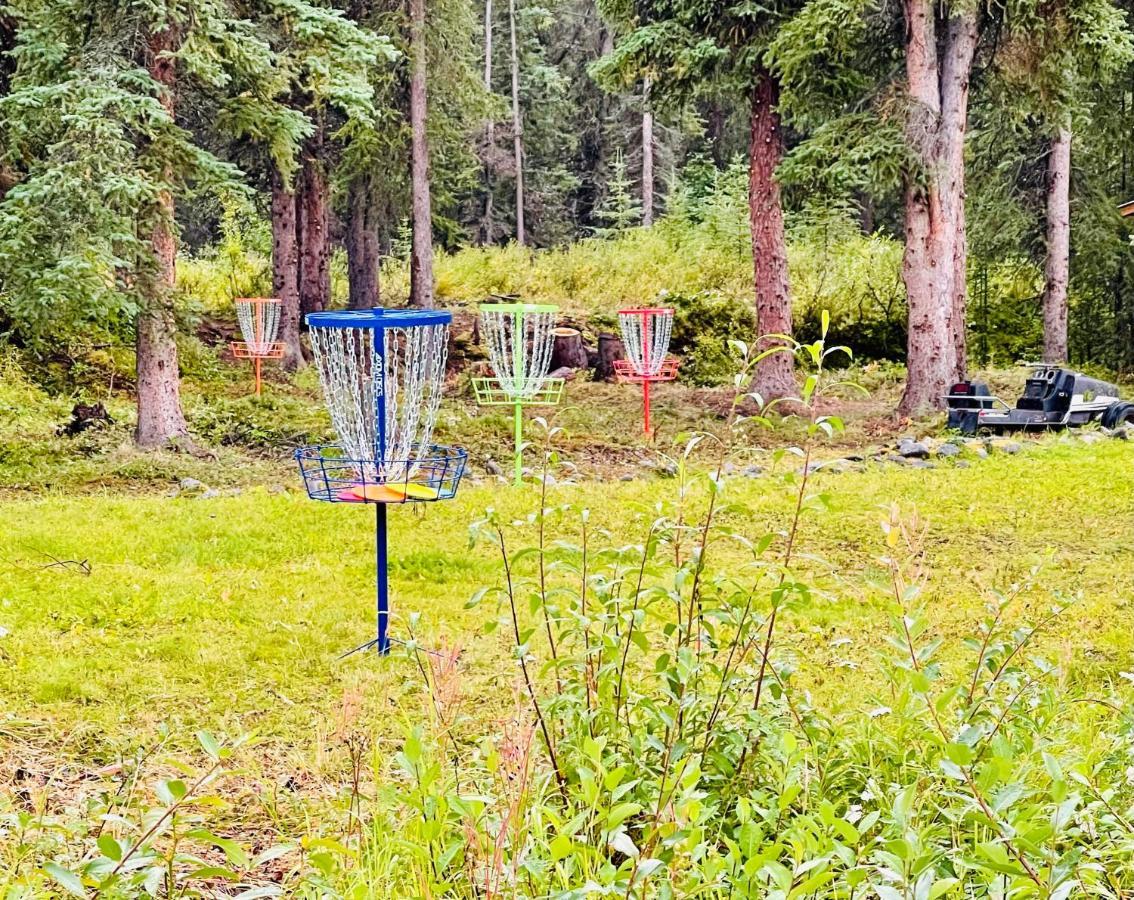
[642,78,654,227]
[509,0,525,245]
[1043,126,1072,363]
[707,100,726,168]
[941,13,976,381]
[135,26,189,449]
[748,67,795,401]
[482,0,495,245]
[409,0,435,307]
[897,0,975,415]
[271,166,304,370]
[298,132,330,317]
[346,176,381,310]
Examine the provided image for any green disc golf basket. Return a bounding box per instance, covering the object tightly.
[472,302,564,485]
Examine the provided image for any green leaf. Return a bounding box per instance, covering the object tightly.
[44,862,86,898]
[550,833,573,862]
[96,834,122,862]
[197,730,221,759]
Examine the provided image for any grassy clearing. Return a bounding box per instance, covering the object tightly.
[1,437,1128,767]
[4,336,1133,894]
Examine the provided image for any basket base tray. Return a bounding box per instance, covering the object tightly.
[472,376,565,406]
[295,445,467,505]
[614,357,680,384]
[232,341,287,360]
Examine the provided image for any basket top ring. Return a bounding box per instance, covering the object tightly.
[306,307,452,330]
[479,302,558,314]
[618,306,674,315]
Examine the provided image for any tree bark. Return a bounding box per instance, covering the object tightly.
[298,131,330,317]
[594,332,625,382]
[135,25,189,448]
[707,100,726,168]
[642,78,654,227]
[748,66,795,401]
[482,0,495,245]
[551,327,589,370]
[509,0,525,245]
[346,175,381,310]
[941,13,976,381]
[1043,126,1072,363]
[271,166,304,370]
[409,0,435,307]
[897,0,976,416]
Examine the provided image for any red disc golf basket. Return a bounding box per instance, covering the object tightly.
[614,307,679,435]
[231,297,286,397]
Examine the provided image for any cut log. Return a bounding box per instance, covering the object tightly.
[550,327,588,370]
[593,332,625,382]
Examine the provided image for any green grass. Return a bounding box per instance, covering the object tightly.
[4,337,1134,893]
[1,437,1129,771]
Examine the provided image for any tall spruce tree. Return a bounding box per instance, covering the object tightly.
[593,0,801,402]
[0,0,263,445]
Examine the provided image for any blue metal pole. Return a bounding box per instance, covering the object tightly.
[374,325,391,655]
[375,502,390,654]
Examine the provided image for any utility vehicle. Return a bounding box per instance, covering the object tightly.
[946,366,1133,435]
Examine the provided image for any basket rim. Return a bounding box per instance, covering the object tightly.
[231,340,287,359]
[614,357,680,382]
[478,302,558,315]
[295,442,468,464]
[471,375,565,406]
[617,307,674,316]
[295,443,467,504]
[305,307,452,330]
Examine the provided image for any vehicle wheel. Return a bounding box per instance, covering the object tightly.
[1102,402,1134,429]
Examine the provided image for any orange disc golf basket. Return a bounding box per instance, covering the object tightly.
[231,297,286,397]
[614,307,679,436]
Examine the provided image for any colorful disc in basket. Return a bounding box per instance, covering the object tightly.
[336,482,443,503]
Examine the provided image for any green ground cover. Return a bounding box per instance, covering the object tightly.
[1,438,1129,775]
[3,341,1134,896]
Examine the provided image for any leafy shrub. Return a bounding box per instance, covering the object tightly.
[381,198,911,373]
[343,334,1134,897]
[667,289,755,385]
[187,393,333,453]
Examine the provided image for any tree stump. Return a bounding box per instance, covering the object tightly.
[593,332,626,382]
[550,327,589,371]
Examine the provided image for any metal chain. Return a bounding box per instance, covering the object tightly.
[236,300,281,354]
[482,309,556,399]
[619,310,673,376]
[310,322,449,482]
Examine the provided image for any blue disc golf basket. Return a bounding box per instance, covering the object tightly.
[472,302,564,485]
[296,308,467,655]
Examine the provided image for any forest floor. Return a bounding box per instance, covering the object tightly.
[1,347,1132,887]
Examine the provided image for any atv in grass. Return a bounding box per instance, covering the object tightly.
[946,366,1134,435]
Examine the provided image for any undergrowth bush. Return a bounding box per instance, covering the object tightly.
[666,290,755,385]
[6,332,1132,898]
[187,393,333,452]
[381,215,909,373]
[343,331,1134,898]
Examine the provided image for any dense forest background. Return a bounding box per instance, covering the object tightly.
[1,0,1133,447]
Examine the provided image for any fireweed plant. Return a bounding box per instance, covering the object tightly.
[353,322,1134,898]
